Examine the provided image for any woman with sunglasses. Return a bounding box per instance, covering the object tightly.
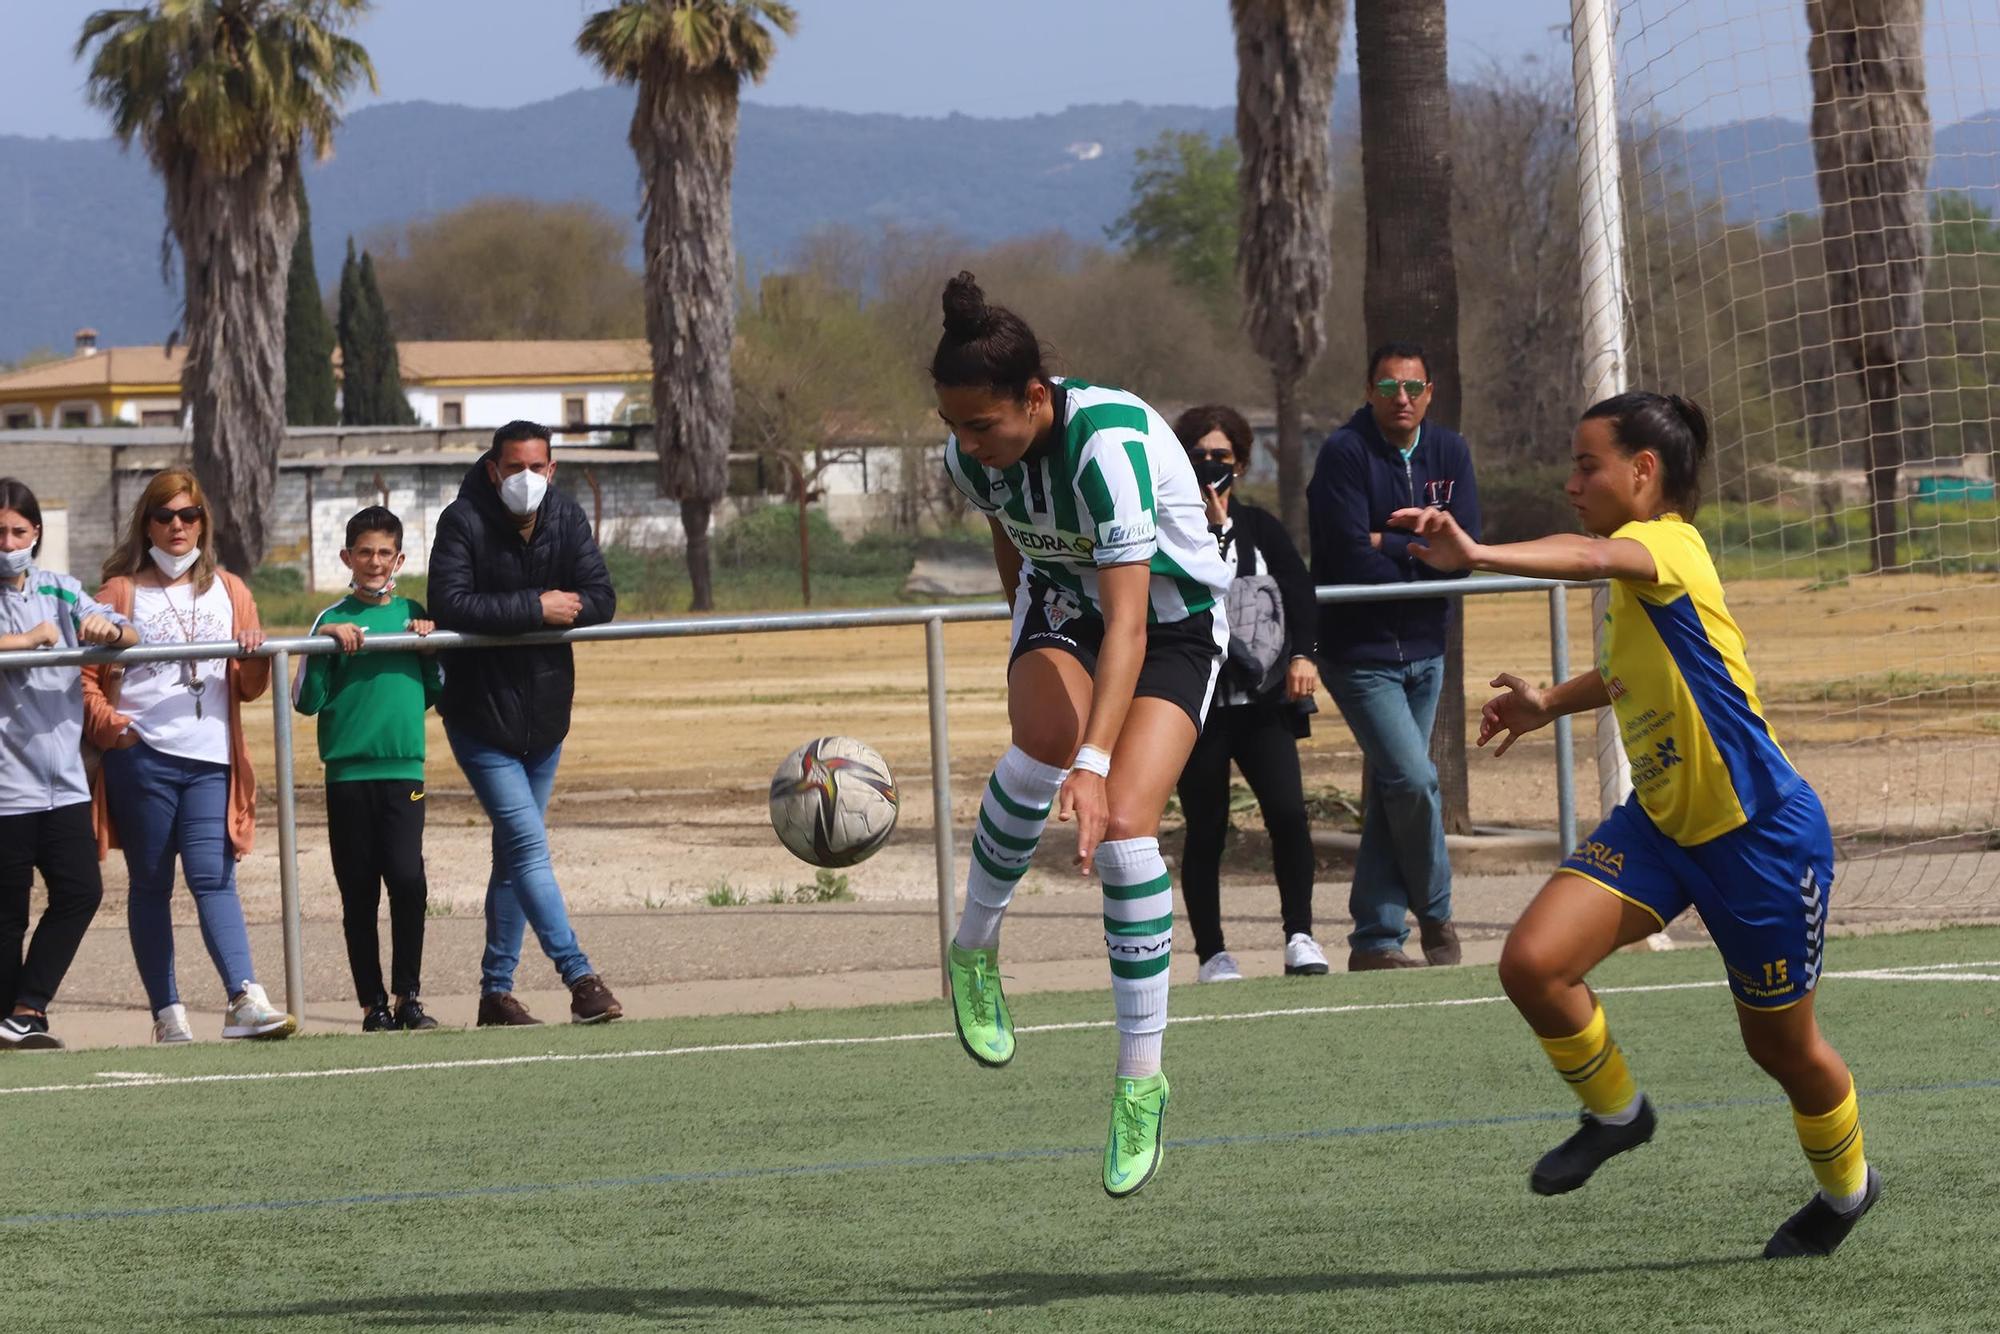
[1168,405,1327,983]
[934,272,1233,1197]
[0,478,136,1050]
[82,469,295,1043]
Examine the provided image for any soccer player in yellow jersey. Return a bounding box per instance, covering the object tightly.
[1389,392,1878,1259]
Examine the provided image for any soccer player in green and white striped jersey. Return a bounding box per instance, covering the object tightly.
[931,272,1232,1198]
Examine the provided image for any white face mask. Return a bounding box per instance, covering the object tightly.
[0,546,33,578]
[499,468,549,517]
[350,575,396,597]
[149,544,200,580]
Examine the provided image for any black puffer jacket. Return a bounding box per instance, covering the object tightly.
[428,454,616,755]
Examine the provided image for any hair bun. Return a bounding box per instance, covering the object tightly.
[941,270,993,340]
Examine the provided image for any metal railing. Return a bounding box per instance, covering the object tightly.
[1,575,1598,1021]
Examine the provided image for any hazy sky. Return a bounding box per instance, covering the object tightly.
[2,0,1992,141]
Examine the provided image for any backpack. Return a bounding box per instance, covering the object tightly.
[1222,520,1288,699]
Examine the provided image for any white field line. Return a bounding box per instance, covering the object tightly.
[2,964,1994,1102]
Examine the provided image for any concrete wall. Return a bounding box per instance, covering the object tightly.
[0,437,121,573]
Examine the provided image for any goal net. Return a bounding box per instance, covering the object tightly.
[1593,0,2000,922]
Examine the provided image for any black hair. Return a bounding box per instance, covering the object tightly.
[345,505,404,550]
[929,271,1049,398]
[1367,340,1432,385]
[1171,404,1255,473]
[492,419,552,457]
[1581,391,1712,517]
[0,477,42,556]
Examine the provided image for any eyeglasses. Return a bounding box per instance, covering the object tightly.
[1188,449,1235,464]
[148,505,204,527]
[1373,378,1431,399]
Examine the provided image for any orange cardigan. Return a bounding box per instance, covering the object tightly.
[81,570,271,860]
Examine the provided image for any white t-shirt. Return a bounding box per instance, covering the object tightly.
[124,579,233,765]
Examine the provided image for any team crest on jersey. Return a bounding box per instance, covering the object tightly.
[1043,586,1083,632]
[1423,479,1456,508]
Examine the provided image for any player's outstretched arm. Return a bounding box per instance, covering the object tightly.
[1479,670,1610,757]
[1388,508,1657,583]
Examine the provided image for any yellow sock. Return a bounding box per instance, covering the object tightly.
[1794,1079,1868,1202]
[1537,1001,1638,1118]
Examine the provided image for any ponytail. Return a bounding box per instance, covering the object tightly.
[1582,391,1711,517]
[929,271,1049,399]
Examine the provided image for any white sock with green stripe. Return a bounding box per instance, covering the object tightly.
[953,746,1066,952]
[1100,836,1172,1078]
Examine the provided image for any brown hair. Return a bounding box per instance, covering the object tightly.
[0,477,43,556]
[1171,403,1255,474]
[103,467,218,592]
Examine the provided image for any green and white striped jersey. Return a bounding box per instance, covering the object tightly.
[943,377,1231,623]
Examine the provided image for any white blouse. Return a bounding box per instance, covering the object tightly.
[124,579,233,765]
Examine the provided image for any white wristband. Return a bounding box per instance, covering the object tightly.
[1071,745,1111,778]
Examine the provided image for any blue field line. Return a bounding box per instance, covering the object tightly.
[7,1076,1996,1229]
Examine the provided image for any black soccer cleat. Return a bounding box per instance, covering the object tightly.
[1530,1095,1657,1195]
[1763,1167,1881,1259]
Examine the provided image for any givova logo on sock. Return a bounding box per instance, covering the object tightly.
[1105,937,1171,958]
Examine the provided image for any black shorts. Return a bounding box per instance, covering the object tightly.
[1007,578,1227,730]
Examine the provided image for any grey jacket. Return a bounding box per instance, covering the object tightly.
[0,567,128,816]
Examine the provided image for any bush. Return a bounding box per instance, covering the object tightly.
[1477,462,1575,543]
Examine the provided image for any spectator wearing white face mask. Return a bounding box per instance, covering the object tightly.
[426,421,623,1028]
[81,468,296,1044]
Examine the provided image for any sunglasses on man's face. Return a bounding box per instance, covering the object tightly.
[1373,379,1431,399]
[149,506,205,527]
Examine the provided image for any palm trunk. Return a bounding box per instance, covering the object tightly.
[1273,373,1307,544]
[171,153,298,574]
[682,495,715,613]
[632,69,740,612]
[1805,0,1931,573]
[1357,0,1470,833]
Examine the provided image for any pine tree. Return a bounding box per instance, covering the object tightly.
[359,250,417,425]
[283,175,337,425]
[336,238,374,425]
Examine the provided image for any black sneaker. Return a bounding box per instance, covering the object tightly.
[1530,1095,1658,1195]
[361,1003,397,1033]
[1764,1167,1882,1259]
[393,996,439,1031]
[0,1014,63,1051]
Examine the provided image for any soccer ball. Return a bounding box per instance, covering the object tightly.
[768,736,899,868]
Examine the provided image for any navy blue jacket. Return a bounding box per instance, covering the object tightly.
[1307,405,1482,666]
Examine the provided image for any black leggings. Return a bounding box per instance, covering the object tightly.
[0,802,105,1013]
[1175,703,1314,962]
[326,780,429,1005]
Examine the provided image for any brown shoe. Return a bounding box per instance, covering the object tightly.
[1420,917,1462,967]
[476,992,542,1027]
[1348,948,1424,972]
[570,974,623,1025]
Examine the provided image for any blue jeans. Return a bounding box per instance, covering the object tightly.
[101,742,258,1012]
[1324,656,1453,953]
[445,726,593,994]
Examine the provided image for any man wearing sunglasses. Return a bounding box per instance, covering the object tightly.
[1306,341,1482,972]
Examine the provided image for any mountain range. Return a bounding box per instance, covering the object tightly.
[2,81,1995,363]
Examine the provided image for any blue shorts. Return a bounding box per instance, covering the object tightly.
[1561,783,1835,1009]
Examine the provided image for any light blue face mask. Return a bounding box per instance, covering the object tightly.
[0,546,33,578]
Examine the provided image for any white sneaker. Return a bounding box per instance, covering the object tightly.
[152,1003,195,1044]
[1197,951,1244,983]
[221,982,296,1040]
[1284,933,1331,976]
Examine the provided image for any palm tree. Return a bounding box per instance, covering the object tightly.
[578,0,797,611]
[1355,0,1470,832]
[1231,0,1344,545]
[1804,0,1932,572]
[78,0,375,573]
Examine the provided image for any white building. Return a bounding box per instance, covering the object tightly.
[396,340,650,432]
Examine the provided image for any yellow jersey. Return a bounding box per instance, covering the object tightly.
[1596,515,1798,845]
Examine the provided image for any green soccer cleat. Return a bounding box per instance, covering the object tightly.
[1103,1072,1170,1198]
[947,942,1014,1067]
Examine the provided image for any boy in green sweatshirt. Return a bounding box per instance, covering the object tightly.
[294,506,444,1032]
